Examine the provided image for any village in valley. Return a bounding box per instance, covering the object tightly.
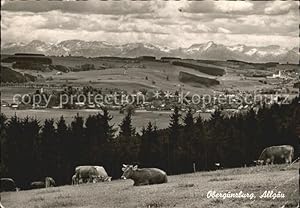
[1,53,299,119]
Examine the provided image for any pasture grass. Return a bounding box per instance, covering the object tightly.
[1,162,298,208]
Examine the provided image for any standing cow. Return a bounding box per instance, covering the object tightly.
[74,165,111,184]
[75,166,98,183]
[258,145,294,165]
[121,164,168,186]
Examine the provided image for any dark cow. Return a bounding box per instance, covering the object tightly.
[258,145,294,165]
[0,178,16,192]
[45,177,56,187]
[121,164,168,186]
[30,181,45,189]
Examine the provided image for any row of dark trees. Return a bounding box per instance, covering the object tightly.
[0,97,299,189]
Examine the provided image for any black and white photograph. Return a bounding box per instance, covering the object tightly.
[0,0,299,207]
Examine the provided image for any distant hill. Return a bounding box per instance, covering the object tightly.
[2,54,52,65]
[179,71,220,87]
[1,66,36,83]
[1,40,299,64]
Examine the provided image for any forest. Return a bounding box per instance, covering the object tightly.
[0,98,299,189]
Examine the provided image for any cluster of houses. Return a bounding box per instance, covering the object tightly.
[6,84,298,118]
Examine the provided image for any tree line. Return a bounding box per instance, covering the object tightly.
[0,98,299,189]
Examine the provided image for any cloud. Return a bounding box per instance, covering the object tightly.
[217,27,231,34]
[182,24,212,33]
[215,1,253,13]
[179,1,215,14]
[180,1,254,14]
[264,0,298,15]
[1,0,154,14]
[1,1,299,50]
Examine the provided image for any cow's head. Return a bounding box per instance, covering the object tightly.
[121,164,138,179]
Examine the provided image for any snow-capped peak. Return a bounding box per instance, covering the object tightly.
[1,40,298,63]
[227,44,246,52]
[203,41,215,51]
[245,48,258,56]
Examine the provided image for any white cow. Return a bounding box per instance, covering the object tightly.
[74,165,111,184]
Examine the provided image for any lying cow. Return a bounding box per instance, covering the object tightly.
[0,178,16,192]
[75,165,111,184]
[30,181,45,189]
[45,177,55,188]
[258,145,294,165]
[121,164,168,186]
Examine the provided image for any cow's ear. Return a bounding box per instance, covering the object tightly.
[122,164,127,168]
[133,165,138,170]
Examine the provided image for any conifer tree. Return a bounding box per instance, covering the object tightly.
[56,116,70,184]
[168,106,181,174]
[119,112,135,138]
[0,113,8,177]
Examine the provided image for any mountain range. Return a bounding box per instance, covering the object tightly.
[1,40,299,63]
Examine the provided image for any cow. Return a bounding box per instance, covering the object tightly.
[121,164,168,186]
[75,165,111,183]
[30,181,45,189]
[75,166,98,183]
[0,178,16,192]
[45,177,56,187]
[258,145,294,165]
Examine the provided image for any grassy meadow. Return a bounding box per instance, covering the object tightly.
[1,162,298,208]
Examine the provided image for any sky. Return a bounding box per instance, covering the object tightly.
[1,0,299,49]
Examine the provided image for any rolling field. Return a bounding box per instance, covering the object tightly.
[2,56,278,95]
[1,163,298,208]
[47,61,218,94]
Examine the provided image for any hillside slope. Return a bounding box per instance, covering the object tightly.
[2,163,298,208]
[1,66,36,83]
